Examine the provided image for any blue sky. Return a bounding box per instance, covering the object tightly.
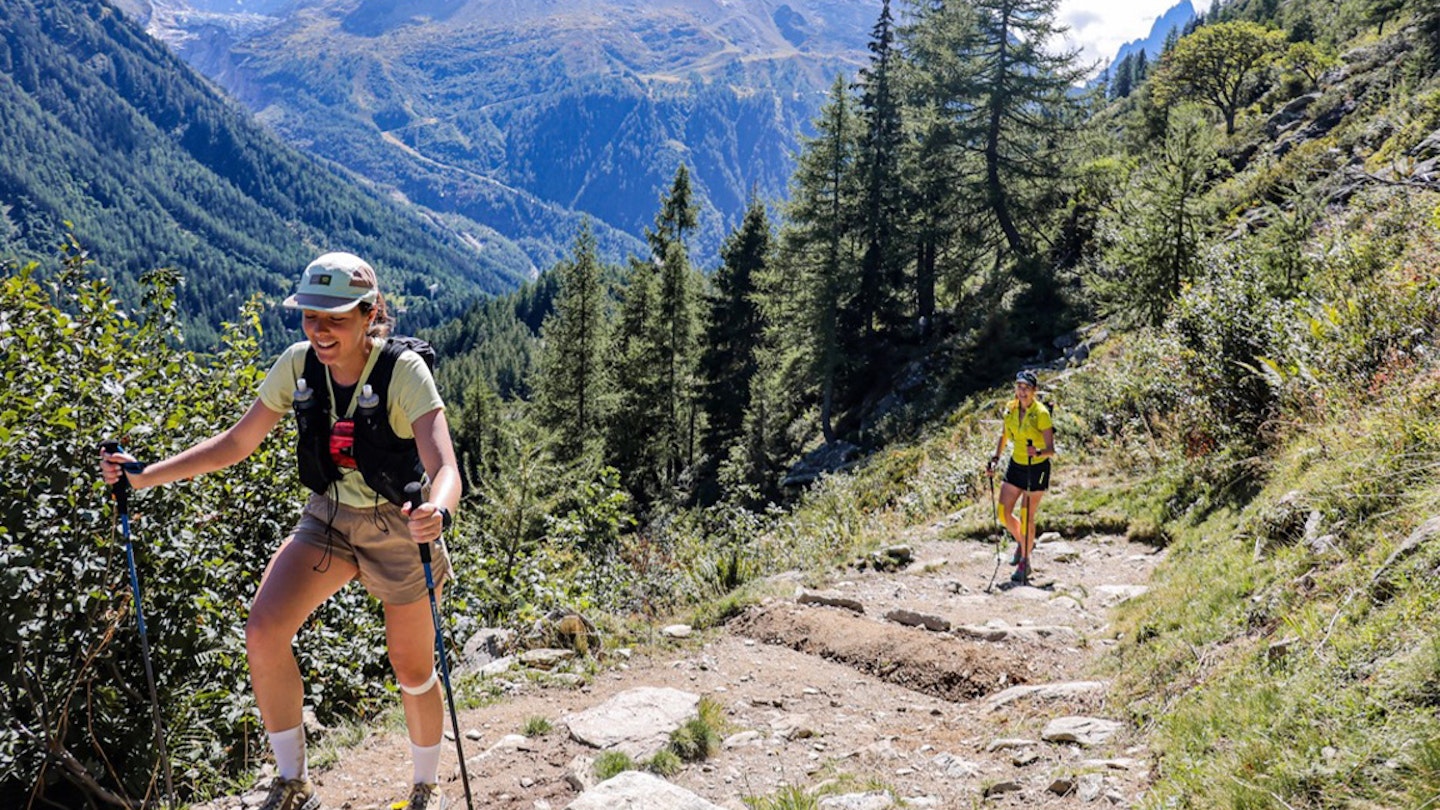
[1056,0,1183,73]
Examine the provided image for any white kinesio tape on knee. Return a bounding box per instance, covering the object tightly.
[399,670,438,696]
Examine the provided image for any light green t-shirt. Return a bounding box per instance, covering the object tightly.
[1003,398,1053,465]
[259,338,445,507]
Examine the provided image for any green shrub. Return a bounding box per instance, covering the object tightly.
[743,785,819,810]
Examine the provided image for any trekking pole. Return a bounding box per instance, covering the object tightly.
[100,440,175,806]
[1021,440,1035,586]
[405,482,474,810]
[984,464,1004,593]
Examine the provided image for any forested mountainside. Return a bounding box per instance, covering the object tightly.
[118,0,877,267]
[0,0,534,348]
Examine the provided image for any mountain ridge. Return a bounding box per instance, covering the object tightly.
[118,0,877,267]
[1104,0,1196,79]
[0,0,534,348]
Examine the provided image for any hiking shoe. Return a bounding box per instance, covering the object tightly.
[1010,546,1022,566]
[1010,558,1030,585]
[257,777,320,810]
[403,783,447,810]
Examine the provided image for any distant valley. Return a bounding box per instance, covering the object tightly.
[117,0,879,268]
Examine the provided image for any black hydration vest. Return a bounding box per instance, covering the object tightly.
[293,337,434,506]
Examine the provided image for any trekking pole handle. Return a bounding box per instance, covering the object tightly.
[404,482,434,565]
[99,439,131,513]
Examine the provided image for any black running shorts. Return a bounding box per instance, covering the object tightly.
[1004,458,1051,492]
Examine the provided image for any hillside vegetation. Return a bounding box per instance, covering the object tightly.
[5,0,1440,807]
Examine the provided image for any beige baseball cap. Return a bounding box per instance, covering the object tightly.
[282,252,380,312]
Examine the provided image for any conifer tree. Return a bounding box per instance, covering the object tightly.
[606,254,664,498]
[783,75,862,443]
[607,166,704,501]
[854,0,908,346]
[900,0,983,324]
[1094,109,1218,326]
[699,196,772,486]
[1112,53,1135,99]
[534,222,610,466]
[904,0,1085,267]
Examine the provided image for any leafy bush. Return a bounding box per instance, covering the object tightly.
[1171,258,1288,456]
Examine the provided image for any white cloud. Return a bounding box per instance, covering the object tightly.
[1056,0,1186,74]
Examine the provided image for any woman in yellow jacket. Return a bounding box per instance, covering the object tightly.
[986,370,1055,585]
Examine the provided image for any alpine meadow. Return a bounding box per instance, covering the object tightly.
[5,0,1440,808]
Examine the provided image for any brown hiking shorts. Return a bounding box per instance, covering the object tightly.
[291,493,452,605]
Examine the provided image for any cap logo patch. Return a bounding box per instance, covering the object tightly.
[311,273,332,285]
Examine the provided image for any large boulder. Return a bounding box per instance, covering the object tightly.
[564,687,700,759]
[783,441,861,487]
[566,770,726,810]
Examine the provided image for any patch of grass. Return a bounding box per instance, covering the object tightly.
[308,719,371,771]
[646,749,682,777]
[594,750,635,781]
[522,715,552,737]
[669,716,721,763]
[696,695,729,734]
[742,785,819,810]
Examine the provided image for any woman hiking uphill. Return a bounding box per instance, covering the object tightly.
[100,252,461,810]
[986,369,1055,585]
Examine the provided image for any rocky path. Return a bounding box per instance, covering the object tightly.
[203,509,1162,809]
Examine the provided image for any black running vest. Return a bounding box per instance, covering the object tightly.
[293,338,429,506]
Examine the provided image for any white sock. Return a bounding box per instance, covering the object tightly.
[269,724,307,782]
[412,741,442,786]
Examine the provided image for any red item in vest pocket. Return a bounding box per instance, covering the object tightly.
[330,419,358,468]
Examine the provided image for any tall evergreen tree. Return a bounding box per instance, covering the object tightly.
[854,0,909,346]
[1112,53,1136,99]
[607,166,704,501]
[1134,49,1150,83]
[606,255,664,498]
[968,0,1086,261]
[1094,110,1219,326]
[903,0,1085,272]
[783,75,862,443]
[900,0,983,326]
[699,196,772,487]
[534,222,610,465]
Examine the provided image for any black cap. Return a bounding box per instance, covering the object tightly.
[1015,370,1038,388]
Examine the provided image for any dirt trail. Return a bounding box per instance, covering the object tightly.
[199,508,1162,809]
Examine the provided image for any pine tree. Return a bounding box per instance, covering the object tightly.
[904,0,1086,267]
[1094,110,1219,326]
[1113,53,1135,99]
[606,166,704,501]
[783,75,862,443]
[699,196,772,488]
[853,0,908,346]
[606,255,664,498]
[899,0,983,328]
[534,222,610,466]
